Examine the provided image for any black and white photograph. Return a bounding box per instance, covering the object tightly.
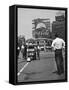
[17,6,67,83]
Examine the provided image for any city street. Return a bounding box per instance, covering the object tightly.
[18,51,65,82]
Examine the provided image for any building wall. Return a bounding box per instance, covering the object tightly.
[52,15,65,40]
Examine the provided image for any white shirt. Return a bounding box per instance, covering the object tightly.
[17,47,20,50]
[38,46,40,49]
[51,37,65,50]
[21,45,24,49]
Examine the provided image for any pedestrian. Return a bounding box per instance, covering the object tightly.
[17,45,20,58]
[24,43,27,60]
[44,41,46,52]
[17,41,21,58]
[34,46,36,60]
[51,33,65,75]
[37,42,40,60]
[21,44,25,59]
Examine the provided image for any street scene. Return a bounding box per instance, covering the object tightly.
[17,8,65,82]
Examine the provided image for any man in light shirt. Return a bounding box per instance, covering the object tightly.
[51,34,65,75]
[21,44,25,59]
[17,41,21,58]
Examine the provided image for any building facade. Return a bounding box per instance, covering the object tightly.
[52,15,65,40]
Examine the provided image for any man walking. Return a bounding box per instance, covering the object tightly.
[21,44,25,59]
[17,40,22,58]
[22,43,27,60]
[36,42,40,60]
[51,34,65,75]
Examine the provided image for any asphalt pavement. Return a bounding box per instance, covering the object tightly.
[17,51,65,82]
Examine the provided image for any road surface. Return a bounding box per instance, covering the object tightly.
[17,51,65,82]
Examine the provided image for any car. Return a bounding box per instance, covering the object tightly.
[40,46,44,51]
[27,44,36,61]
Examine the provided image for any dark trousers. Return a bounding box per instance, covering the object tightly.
[55,49,64,74]
[34,52,36,60]
[22,46,27,59]
[37,51,40,60]
[21,50,25,59]
[23,51,27,59]
[17,50,20,58]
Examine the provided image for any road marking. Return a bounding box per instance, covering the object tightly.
[17,62,30,76]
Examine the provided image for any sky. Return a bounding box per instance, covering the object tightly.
[18,8,65,40]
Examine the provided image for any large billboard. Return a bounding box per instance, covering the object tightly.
[32,18,51,38]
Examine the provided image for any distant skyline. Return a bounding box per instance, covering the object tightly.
[18,8,65,40]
